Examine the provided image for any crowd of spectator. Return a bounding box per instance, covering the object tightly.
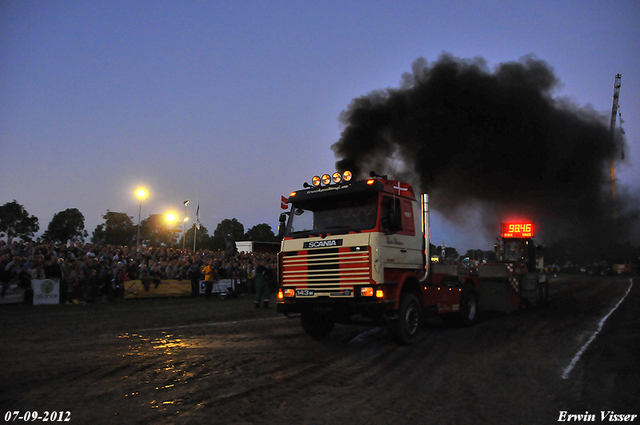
[0,238,278,304]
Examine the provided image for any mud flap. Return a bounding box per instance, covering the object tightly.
[477,280,520,314]
[477,264,520,313]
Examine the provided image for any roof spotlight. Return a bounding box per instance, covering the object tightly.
[332,172,342,183]
[343,170,352,181]
[312,176,321,187]
[321,174,331,185]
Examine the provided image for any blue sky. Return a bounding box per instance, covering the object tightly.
[1,0,638,252]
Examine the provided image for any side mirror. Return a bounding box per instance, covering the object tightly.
[277,213,288,238]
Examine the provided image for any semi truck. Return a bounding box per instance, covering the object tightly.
[276,171,548,344]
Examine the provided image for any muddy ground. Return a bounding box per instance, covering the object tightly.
[1,274,638,425]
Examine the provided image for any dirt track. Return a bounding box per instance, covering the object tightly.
[1,274,638,425]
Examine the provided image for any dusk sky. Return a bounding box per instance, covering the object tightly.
[1,1,638,252]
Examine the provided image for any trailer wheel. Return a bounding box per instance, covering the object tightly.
[391,293,422,345]
[301,310,334,338]
[538,280,549,305]
[460,284,478,327]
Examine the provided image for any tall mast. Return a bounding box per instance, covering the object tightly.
[609,74,622,219]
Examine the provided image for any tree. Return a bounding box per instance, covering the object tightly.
[463,249,496,262]
[140,214,177,247]
[183,223,211,252]
[43,208,88,243]
[436,245,459,262]
[91,224,106,245]
[244,223,277,242]
[0,200,39,241]
[211,218,244,251]
[93,211,135,246]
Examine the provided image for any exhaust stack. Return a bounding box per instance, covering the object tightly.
[420,194,430,281]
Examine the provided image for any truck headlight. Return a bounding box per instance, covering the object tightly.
[361,287,374,297]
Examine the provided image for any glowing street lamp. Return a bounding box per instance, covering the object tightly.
[135,188,147,251]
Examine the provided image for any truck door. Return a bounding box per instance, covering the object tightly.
[379,196,421,268]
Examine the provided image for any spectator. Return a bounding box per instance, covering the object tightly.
[188,260,201,297]
[31,260,46,280]
[253,260,270,309]
[202,260,214,299]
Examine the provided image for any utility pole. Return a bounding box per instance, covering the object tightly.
[609,74,622,219]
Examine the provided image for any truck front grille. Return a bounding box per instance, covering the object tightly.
[282,246,371,288]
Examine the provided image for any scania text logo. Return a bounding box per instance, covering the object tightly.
[303,239,343,249]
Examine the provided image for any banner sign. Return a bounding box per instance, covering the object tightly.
[0,284,25,304]
[199,279,235,295]
[32,279,60,305]
[123,279,192,299]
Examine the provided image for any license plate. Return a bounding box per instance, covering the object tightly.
[296,289,314,296]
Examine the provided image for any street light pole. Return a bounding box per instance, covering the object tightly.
[166,213,176,247]
[183,200,190,251]
[135,188,147,251]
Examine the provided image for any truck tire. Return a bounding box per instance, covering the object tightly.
[538,280,549,305]
[442,284,478,327]
[460,284,478,327]
[391,293,422,345]
[300,309,334,338]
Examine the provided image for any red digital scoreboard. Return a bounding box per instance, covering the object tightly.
[501,222,535,238]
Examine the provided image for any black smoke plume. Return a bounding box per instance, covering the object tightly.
[332,54,636,258]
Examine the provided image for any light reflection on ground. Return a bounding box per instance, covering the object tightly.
[118,332,218,357]
[116,331,219,410]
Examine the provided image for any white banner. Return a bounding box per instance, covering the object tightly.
[199,279,235,294]
[0,284,25,304]
[32,279,60,305]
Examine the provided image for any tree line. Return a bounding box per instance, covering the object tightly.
[2,200,636,266]
[0,200,278,251]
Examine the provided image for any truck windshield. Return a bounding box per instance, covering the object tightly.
[286,193,378,237]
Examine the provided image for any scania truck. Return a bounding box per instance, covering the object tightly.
[276,171,547,344]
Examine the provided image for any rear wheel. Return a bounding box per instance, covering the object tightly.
[391,293,422,345]
[300,309,334,338]
[442,284,478,327]
[538,280,549,305]
[460,284,478,327]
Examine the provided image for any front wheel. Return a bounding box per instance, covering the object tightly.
[391,293,422,345]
